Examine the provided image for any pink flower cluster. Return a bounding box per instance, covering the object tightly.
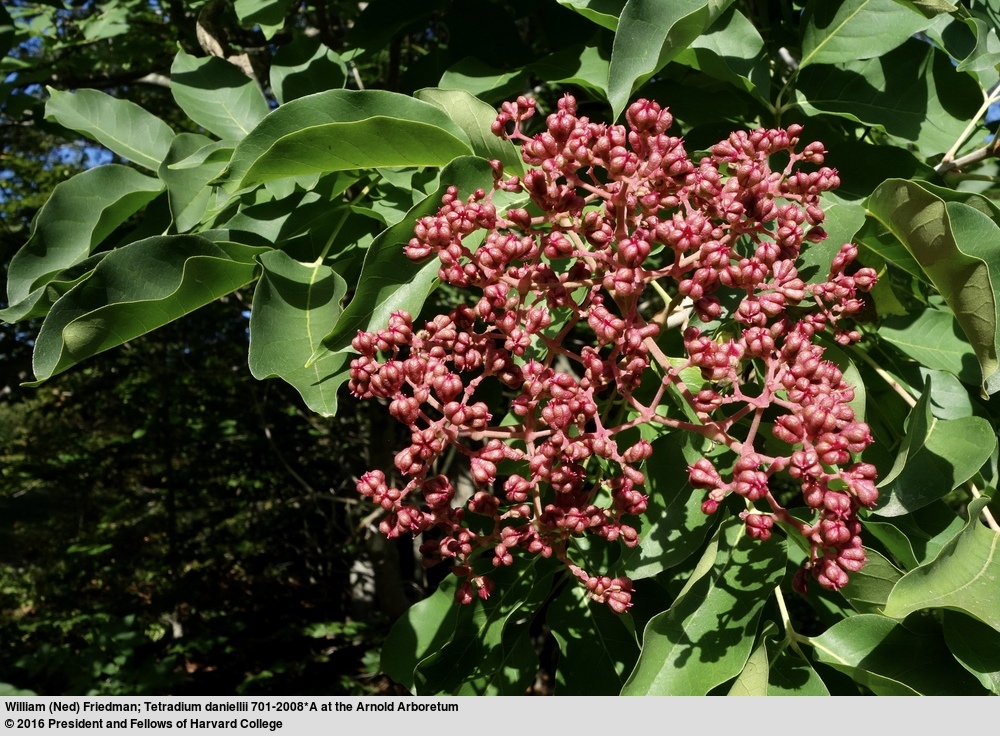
[349,94,878,611]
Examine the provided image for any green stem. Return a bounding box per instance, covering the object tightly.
[938,86,1000,169]
[774,585,809,660]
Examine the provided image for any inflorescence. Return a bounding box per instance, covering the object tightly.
[349,95,878,612]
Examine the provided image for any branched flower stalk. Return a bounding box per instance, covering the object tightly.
[349,95,879,612]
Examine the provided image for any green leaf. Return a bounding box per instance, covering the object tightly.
[838,547,903,615]
[767,647,830,695]
[727,633,769,695]
[673,6,770,106]
[556,0,626,30]
[44,87,174,171]
[318,156,523,357]
[531,44,612,101]
[876,376,996,516]
[170,48,270,142]
[810,614,984,694]
[796,40,982,157]
[414,87,524,174]
[270,35,347,104]
[1,165,164,322]
[883,496,1000,629]
[159,133,229,234]
[344,0,448,59]
[618,434,720,579]
[547,584,639,695]
[30,236,264,382]
[380,576,462,691]
[799,0,932,68]
[438,58,531,105]
[863,500,966,570]
[943,610,1000,694]
[866,178,1000,394]
[233,0,292,39]
[608,0,736,118]
[796,193,866,284]
[904,0,958,15]
[411,558,556,695]
[249,250,350,417]
[621,515,786,695]
[879,307,982,386]
[218,90,473,192]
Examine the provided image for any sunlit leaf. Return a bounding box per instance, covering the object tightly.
[810,614,985,694]
[866,178,1000,394]
[2,166,164,322]
[31,236,265,382]
[608,0,736,118]
[218,90,473,191]
[799,0,931,68]
[883,496,1000,630]
[44,87,174,171]
[876,376,996,516]
[621,516,786,695]
[171,48,270,142]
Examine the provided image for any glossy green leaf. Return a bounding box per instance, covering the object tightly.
[621,516,786,695]
[380,576,462,691]
[547,584,639,695]
[415,87,524,174]
[531,44,612,101]
[838,548,903,615]
[170,48,269,142]
[608,0,735,118]
[810,614,984,694]
[2,165,164,322]
[270,35,347,104]
[249,250,350,417]
[796,40,982,157]
[233,0,292,39]
[318,156,524,357]
[618,434,720,579]
[31,236,264,382]
[883,496,1000,629]
[877,377,996,516]
[673,6,770,105]
[799,0,931,68]
[864,500,965,570]
[44,87,174,171]
[866,179,1000,394]
[879,307,981,385]
[943,610,1000,694]
[218,90,473,192]
[556,0,625,30]
[159,133,229,233]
